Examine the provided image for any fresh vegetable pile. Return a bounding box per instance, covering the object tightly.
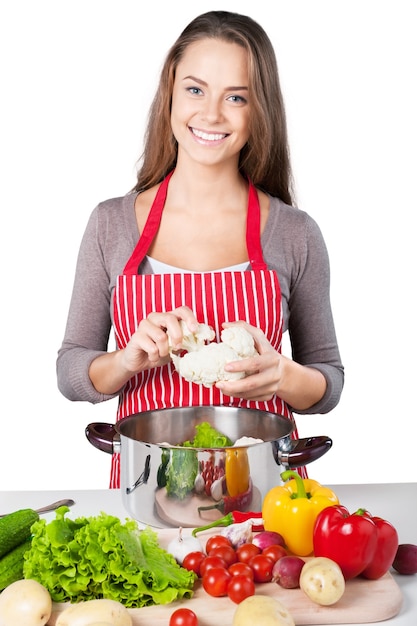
[1,470,416,626]
[261,470,417,583]
[22,506,196,607]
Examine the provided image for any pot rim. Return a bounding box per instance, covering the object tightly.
[114,405,294,448]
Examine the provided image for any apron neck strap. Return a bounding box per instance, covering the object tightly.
[123,171,173,275]
[246,178,267,270]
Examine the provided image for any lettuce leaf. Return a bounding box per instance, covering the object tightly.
[23,506,196,607]
[166,448,198,499]
[182,421,232,447]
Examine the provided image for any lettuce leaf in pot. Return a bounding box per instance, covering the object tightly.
[166,448,199,499]
[182,421,233,447]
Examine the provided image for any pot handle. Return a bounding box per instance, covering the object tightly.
[278,435,332,468]
[85,422,119,455]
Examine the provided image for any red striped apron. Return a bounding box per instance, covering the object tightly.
[110,171,306,487]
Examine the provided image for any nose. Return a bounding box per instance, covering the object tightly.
[200,96,223,124]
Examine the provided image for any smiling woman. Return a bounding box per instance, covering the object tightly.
[56,10,344,491]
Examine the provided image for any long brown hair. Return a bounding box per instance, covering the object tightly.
[134,11,295,205]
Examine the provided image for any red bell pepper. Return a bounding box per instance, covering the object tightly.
[313,505,378,579]
[360,513,399,580]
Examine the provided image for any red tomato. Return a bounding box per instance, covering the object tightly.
[228,562,254,579]
[262,544,288,563]
[182,551,206,577]
[227,574,256,604]
[169,607,198,626]
[249,554,274,583]
[209,545,238,567]
[200,555,228,577]
[205,535,232,553]
[202,566,232,597]
[236,542,261,564]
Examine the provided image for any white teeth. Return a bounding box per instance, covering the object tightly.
[191,128,226,141]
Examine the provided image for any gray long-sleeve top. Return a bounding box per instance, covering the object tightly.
[57,191,344,414]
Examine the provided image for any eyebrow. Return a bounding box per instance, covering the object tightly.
[183,75,248,91]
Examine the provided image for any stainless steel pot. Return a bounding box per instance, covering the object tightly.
[86,406,332,528]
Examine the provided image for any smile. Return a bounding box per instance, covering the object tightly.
[190,127,228,141]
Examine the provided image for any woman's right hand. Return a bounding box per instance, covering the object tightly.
[121,306,199,372]
[89,306,199,394]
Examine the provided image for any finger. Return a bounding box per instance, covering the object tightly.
[173,306,199,333]
[134,321,170,358]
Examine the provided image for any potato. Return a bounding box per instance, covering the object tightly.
[55,599,132,626]
[0,578,52,626]
[232,595,295,626]
[300,557,345,606]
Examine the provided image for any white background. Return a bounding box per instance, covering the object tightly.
[1,1,416,493]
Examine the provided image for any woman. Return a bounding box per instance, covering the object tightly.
[57,11,344,488]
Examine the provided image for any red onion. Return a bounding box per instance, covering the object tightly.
[252,530,286,550]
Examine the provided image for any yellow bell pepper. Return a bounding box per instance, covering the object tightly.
[262,470,339,556]
[225,448,250,497]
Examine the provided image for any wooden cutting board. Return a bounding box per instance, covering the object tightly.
[47,528,403,626]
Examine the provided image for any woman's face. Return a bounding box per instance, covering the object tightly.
[171,38,250,169]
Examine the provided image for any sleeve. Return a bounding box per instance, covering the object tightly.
[56,204,119,404]
[287,214,344,415]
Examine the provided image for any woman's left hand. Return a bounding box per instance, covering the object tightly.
[216,322,326,411]
[216,323,283,401]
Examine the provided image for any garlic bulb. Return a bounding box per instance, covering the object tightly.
[167,527,204,564]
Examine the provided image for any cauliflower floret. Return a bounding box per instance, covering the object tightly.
[233,436,264,446]
[221,326,258,358]
[172,342,246,388]
[168,320,215,352]
[170,322,259,387]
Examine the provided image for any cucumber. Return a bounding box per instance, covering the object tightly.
[0,539,32,590]
[0,508,39,559]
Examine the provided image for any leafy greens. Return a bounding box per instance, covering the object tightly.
[23,506,196,607]
[166,447,199,499]
[182,421,233,447]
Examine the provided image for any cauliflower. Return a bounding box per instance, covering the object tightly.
[220,326,258,358]
[170,322,259,388]
[168,320,215,352]
[233,436,264,446]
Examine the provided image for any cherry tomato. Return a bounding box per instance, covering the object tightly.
[202,566,232,597]
[200,555,228,577]
[169,607,198,626]
[228,562,254,579]
[182,551,206,577]
[209,545,238,567]
[249,554,274,583]
[262,544,288,563]
[236,542,261,564]
[227,574,256,604]
[205,535,232,553]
